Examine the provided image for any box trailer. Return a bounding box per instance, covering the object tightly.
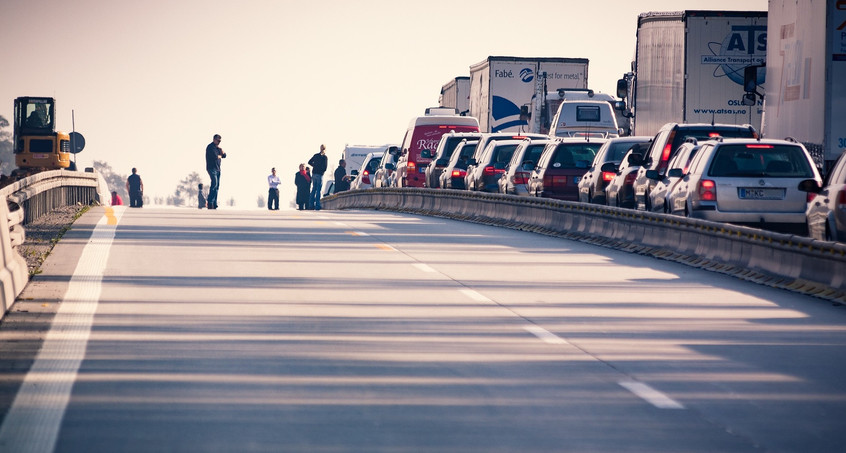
[762,0,846,171]
[622,10,768,137]
[439,77,471,116]
[469,56,589,133]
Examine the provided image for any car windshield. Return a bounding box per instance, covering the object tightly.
[552,143,601,169]
[708,144,815,178]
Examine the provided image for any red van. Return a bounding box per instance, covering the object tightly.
[394,108,480,187]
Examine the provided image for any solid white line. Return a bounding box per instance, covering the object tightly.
[459,289,491,303]
[412,263,436,273]
[619,381,685,409]
[0,207,124,452]
[524,325,569,345]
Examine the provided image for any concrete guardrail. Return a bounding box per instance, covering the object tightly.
[0,169,110,320]
[323,188,846,303]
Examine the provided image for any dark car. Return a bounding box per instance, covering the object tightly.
[424,131,482,188]
[529,138,606,200]
[801,150,846,242]
[439,139,479,190]
[632,122,758,211]
[578,136,651,204]
[499,138,553,196]
[465,140,522,192]
[605,148,646,208]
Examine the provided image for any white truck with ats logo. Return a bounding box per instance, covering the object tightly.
[617,10,768,137]
[761,0,846,171]
[468,56,589,133]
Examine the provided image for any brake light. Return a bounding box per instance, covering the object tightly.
[407,162,416,172]
[362,170,370,185]
[451,169,466,178]
[698,179,717,201]
[512,171,530,184]
[601,171,615,182]
[661,143,672,162]
[624,172,637,185]
[746,144,774,149]
[708,132,721,138]
[837,189,846,210]
[483,165,505,176]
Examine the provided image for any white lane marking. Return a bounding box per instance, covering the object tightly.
[524,325,570,345]
[0,207,124,452]
[619,381,685,409]
[333,221,346,226]
[412,263,436,273]
[459,289,491,303]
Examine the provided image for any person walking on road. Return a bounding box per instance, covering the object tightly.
[308,144,328,210]
[267,167,281,210]
[295,164,311,210]
[126,167,144,208]
[205,134,227,209]
[198,183,206,209]
[334,158,351,192]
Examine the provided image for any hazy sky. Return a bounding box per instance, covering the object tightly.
[0,0,766,208]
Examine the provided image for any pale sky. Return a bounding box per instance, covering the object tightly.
[0,0,766,208]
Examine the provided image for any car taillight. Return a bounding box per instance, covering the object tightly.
[837,189,846,210]
[483,166,505,176]
[624,172,637,185]
[407,162,416,172]
[512,171,530,184]
[362,170,370,185]
[698,179,716,201]
[452,169,466,178]
[601,171,615,182]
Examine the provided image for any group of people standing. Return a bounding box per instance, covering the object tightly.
[290,144,351,211]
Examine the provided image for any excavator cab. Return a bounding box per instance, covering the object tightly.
[13,97,71,170]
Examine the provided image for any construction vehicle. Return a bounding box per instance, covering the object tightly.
[12,97,71,172]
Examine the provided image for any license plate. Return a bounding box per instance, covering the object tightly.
[33,153,48,160]
[738,187,785,200]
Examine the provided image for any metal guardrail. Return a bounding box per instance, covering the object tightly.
[0,169,110,320]
[322,188,846,303]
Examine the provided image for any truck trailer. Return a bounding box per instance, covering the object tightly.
[762,0,846,171]
[439,77,471,116]
[469,56,589,133]
[620,10,768,137]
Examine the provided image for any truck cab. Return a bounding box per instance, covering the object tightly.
[13,97,71,170]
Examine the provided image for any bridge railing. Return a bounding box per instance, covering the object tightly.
[0,169,110,320]
[323,188,846,303]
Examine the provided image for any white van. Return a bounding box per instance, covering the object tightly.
[549,99,620,139]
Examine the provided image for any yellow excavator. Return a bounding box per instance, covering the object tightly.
[12,97,71,173]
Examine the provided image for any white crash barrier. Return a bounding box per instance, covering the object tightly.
[323,188,846,302]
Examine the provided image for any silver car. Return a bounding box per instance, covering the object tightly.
[668,138,822,234]
[646,140,702,213]
[802,150,846,242]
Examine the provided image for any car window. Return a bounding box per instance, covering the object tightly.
[492,144,519,164]
[523,144,546,165]
[607,141,645,162]
[708,144,815,178]
[551,143,600,169]
[688,144,712,174]
[366,157,380,173]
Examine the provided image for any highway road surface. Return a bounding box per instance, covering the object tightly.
[1,206,845,452]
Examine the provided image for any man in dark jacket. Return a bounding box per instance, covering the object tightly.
[205,134,226,209]
[125,167,144,208]
[333,159,351,192]
[307,144,328,210]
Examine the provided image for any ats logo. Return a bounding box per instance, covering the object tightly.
[702,24,767,86]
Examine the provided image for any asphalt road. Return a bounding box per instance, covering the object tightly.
[1,206,845,452]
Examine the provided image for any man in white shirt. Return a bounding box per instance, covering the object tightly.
[267,167,281,210]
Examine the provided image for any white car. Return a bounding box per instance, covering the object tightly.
[668,138,822,234]
[349,152,383,190]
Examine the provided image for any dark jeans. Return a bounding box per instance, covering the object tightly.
[207,170,220,208]
[268,188,279,210]
[129,190,143,208]
[309,173,323,210]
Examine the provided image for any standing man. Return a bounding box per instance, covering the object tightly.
[333,158,351,192]
[267,167,281,210]
[205,134,226,209]
[126,167,144,208]
[307,144,328,210]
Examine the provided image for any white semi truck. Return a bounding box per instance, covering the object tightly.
[617,10,768,137]
[439,77,471,116]
[468,56,589,133]
[760,0,846,171]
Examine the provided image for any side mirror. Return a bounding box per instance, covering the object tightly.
[421,149,433,159]
[646,169,660,180]
[667,168,683,178]
[520,105,531,121]
[600,162,618,173]
[797,179,822,193]
[468,158,477,166]
[521,161,534,172]
[616,78,628,99]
